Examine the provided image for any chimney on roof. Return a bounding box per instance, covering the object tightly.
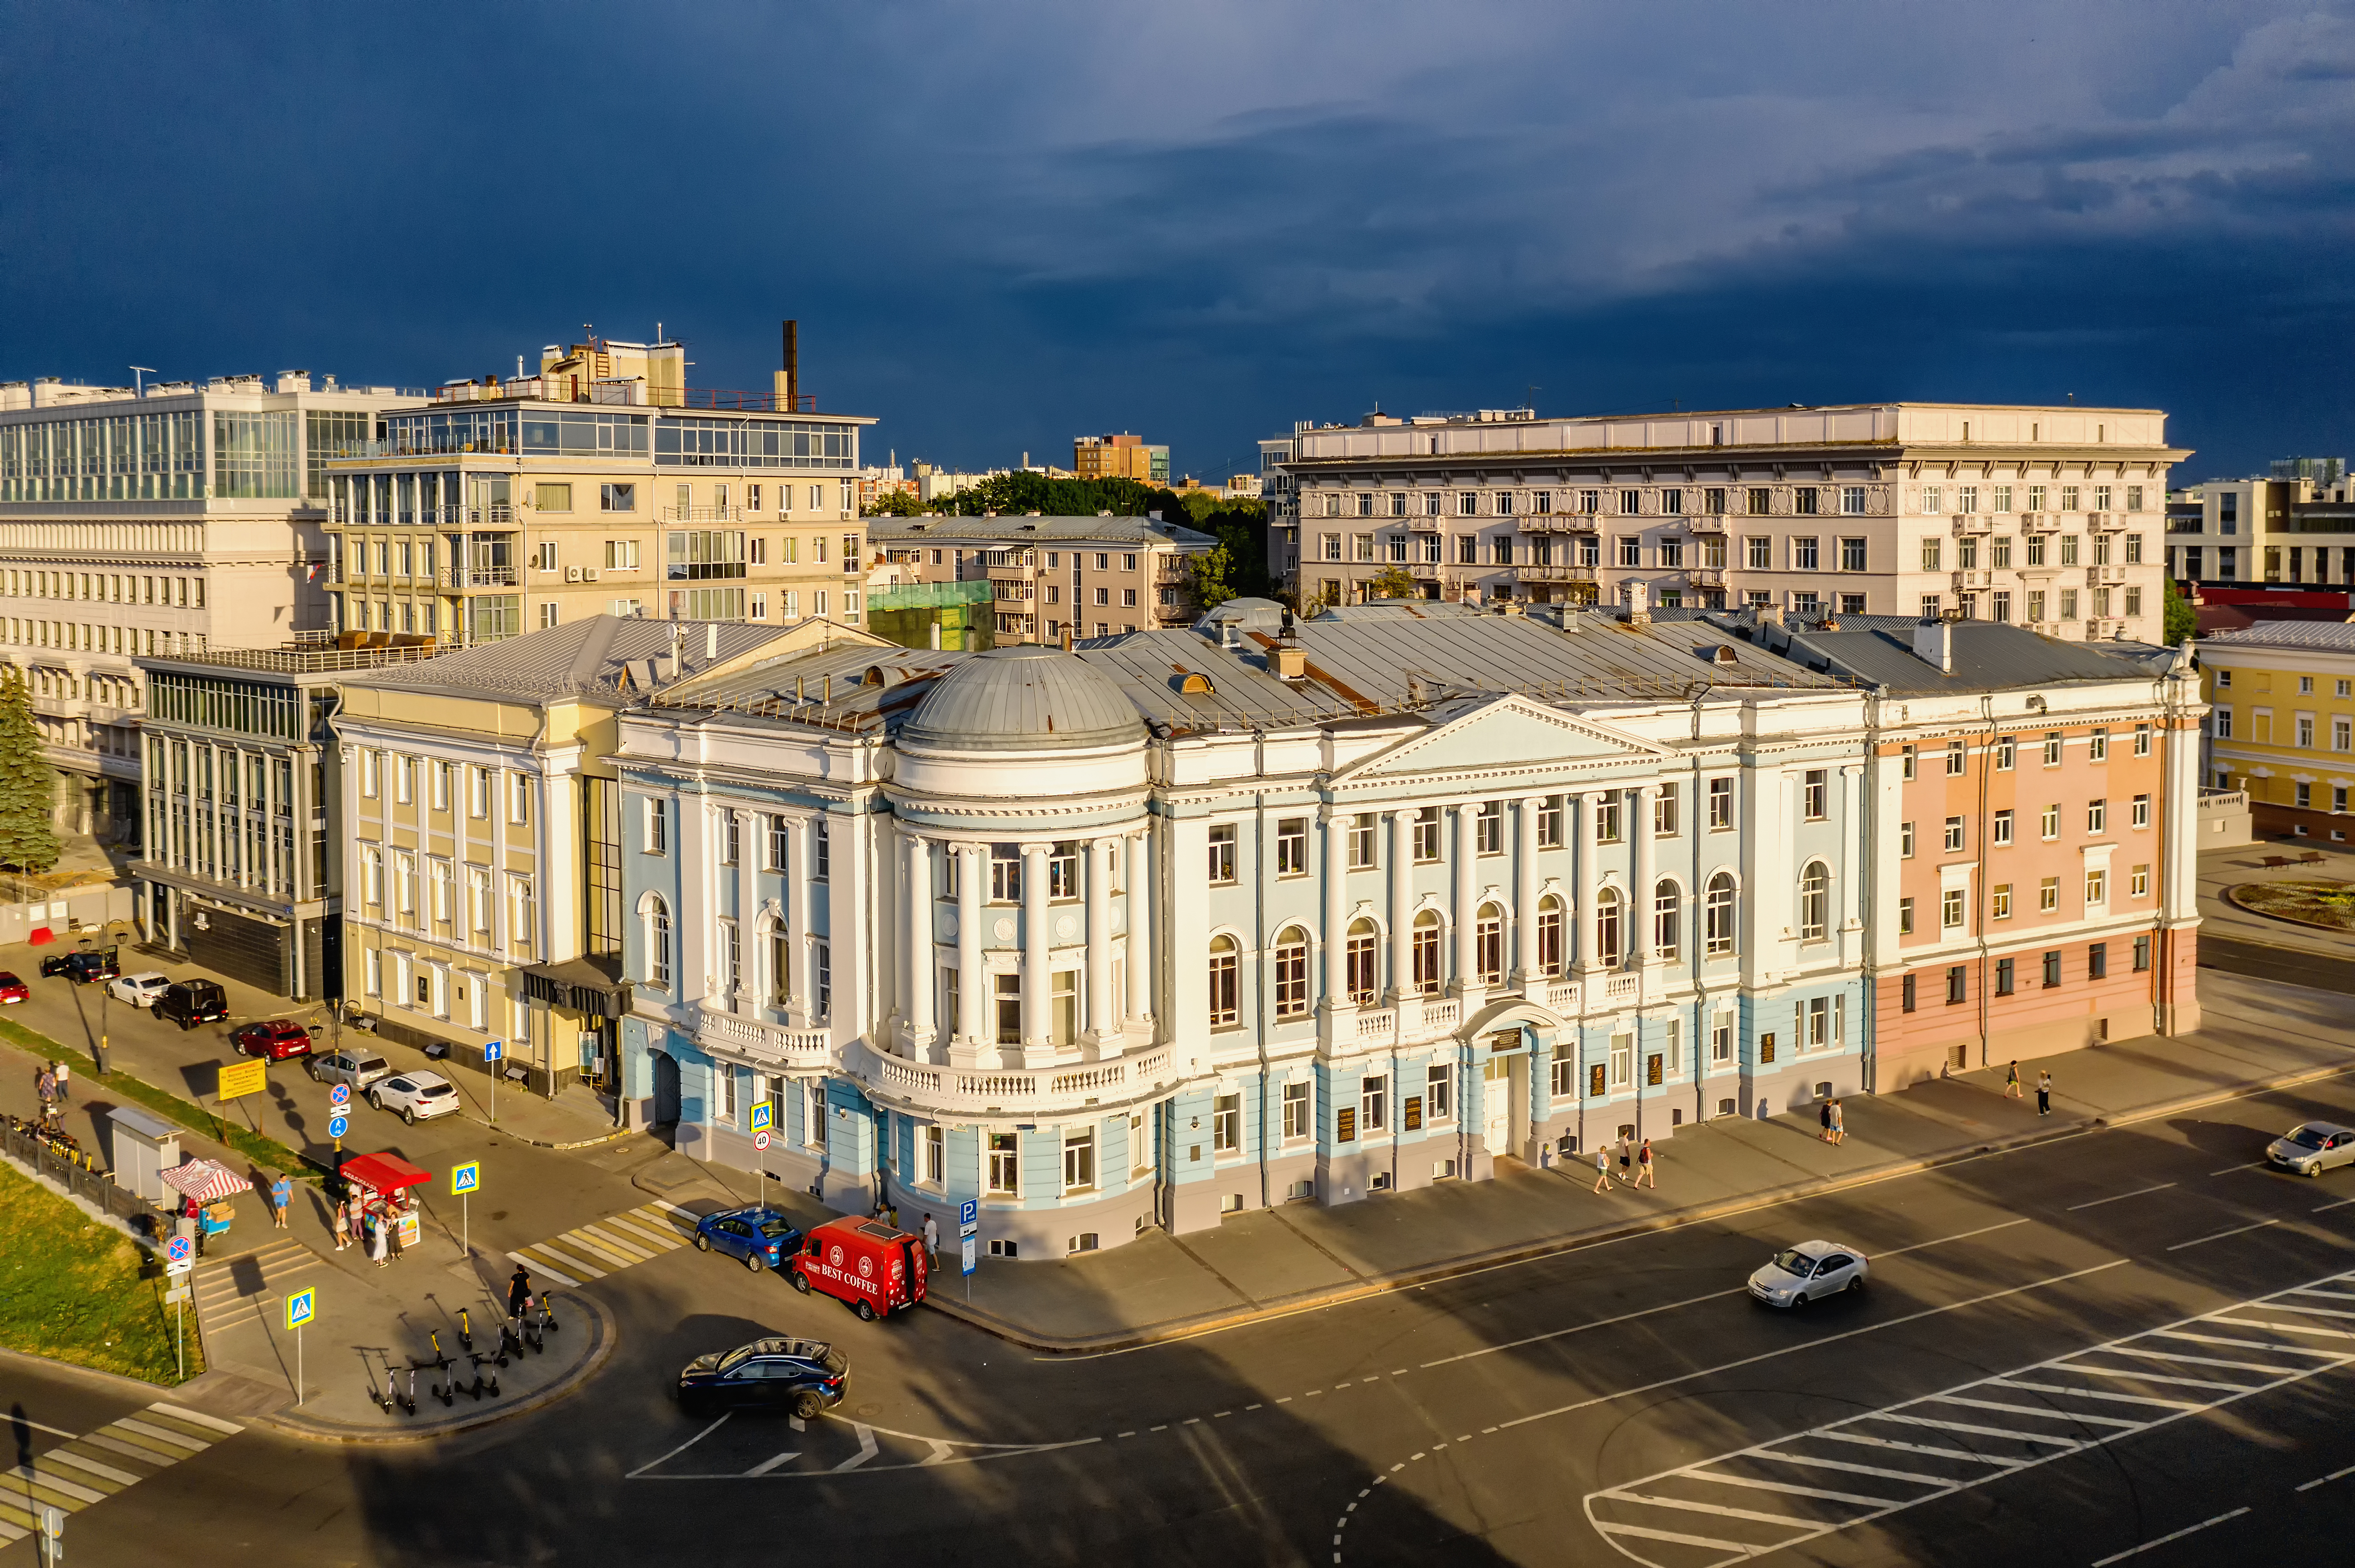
[1913,617,1954,674]
[1061,625,1074,651]
[666,622,685,681]
[1622,580,1651,629]
[1272,644,1307,680]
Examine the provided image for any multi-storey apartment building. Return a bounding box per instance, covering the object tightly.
[867,515,1214,644]
[1750,616,2204,1085]
[319,336,874,648]
[1073,433,1169,486]
[1263,403,2183,644]
[0,372,400,837]
[2167,462,2355,588]
[2197,620,2355,839]
[332,615,875,1098]
[133,637,436,997]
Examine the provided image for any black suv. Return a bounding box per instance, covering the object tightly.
[39,950,118,984]
[154,979,229,1031]
[675,1337,847,1419]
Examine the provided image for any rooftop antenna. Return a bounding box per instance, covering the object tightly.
[129,366,154,396]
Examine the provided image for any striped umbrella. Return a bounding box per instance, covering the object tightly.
[158,1159,253,1204]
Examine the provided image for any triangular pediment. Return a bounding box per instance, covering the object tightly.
[1336,694,1669,783]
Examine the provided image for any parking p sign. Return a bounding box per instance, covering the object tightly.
[958,1198,978,1238]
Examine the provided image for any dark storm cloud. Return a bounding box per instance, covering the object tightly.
[4,0,2353,478]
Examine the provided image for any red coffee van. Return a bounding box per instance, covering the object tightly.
[788,1218,929,1320]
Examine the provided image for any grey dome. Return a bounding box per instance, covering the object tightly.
[899,645,1146,752]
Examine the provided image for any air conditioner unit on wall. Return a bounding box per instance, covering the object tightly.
[582,567,599,582]
[564,566,582,582]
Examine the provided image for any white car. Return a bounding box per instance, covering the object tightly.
[369,1069,461,1125]
[107,971,171,1009]
[1748,1239,1870,1308]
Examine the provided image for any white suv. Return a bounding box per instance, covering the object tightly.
[369,1070,461,1125]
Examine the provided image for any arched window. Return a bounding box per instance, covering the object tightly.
[1799,862,1829,941]
[1272,927,1309,1019]
[1208,935,1240,1026]
[1412,909,1442,996]
[643,895,673,990]
[1476,902,1505,985]
[1537,896,1564,977]
[1346,917,1380,1004]
[1596,887,1623,969]
[1653,880,1681,962]
[1705,872,1736,957]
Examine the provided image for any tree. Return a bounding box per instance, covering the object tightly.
[1367,564,1418,601]
[0,671,59,875]
[862,488,928,517]
[2163,577,2197,646]
[1187,542,1239,611]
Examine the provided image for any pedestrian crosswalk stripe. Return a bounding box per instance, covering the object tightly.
[527,1242,608,1279]
[571,1224,653,1263]
[1582,1264,2355,1568]
[5,1464,108,1505]
[111,1416,208,1451]
[506,1250,583,1287]
[3,1402,243,1539]
[505,1202,717,1289]
[602,1213,688,1250]
[36,1448,141,1486]
[149,1401,241,1436]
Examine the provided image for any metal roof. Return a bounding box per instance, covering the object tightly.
[339,616,799,702]
[2200,620,2355,653]
[899,645,1149,752]
[1756,618,2171,693]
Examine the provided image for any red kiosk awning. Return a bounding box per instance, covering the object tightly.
[340,1152,431,1194]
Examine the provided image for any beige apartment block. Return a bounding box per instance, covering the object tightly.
[1262,403,2186,642]
[868,515,1214,644]
[0,371,402,836]
[322,338,877,647]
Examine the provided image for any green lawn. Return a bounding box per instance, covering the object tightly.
[0,1158,199,1383]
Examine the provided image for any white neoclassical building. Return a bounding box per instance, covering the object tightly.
[614,598,1889,1258]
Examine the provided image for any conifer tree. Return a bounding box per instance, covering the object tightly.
[0,671,61,876]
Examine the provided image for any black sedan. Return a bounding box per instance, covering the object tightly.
[676,1337,847,1420]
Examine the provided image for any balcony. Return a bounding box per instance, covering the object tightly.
[2088,511,2126,531]
[853,1041,1180,1118]
[2018,513,2053,532]
[1682,566,1727,588]
[1686,514,1728,534]
[1517,562,1600,582]
[2090,563,2128,585]
[1952,569,1994,591]
[1951,513,1991,535]
[697,1010,830,1073]
[442,565,519,588]
[661,506,744,523]
[1408,515,1441,533]
[1516,512,1601,534]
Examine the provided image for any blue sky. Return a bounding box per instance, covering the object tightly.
[5,1,2353,482]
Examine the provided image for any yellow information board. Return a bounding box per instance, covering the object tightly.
[217,1058,267,1101]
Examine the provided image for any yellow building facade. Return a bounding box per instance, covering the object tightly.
[2199,620,2355,839]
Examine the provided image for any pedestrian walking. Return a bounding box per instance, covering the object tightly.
[331,1201,350,1252]
[1618,1132,1632,1182]
[887,1202,900,1232]
[368,1211,388,1269]
[922,1213,939,1269]
[1636,1138,1656,1189]
[508,1264,532,1320]
[52,1059,68,1104]
[35,1065,54,1111]
[1819,1100,1833,1143]
[269,1174,291,1230]
[2036,1070,2052,1117]
[1592,1145,1612,1193]
[2004,1060,2022,1098]
[1829,1099,1846,1145]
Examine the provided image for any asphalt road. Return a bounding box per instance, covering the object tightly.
[9,1069,2355,1566]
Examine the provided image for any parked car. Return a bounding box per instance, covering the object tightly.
[307,1047,394,1092]
[369,1070,460,1124]
[154,979,229,1031]
[0,972,30,1004]
[2267,1121,2355,1178]
[692,1205,804,1273]
[39,951,118,984]
[788,1217,929,1321]
[107,971,171,1009]
[1748,1240,1870,1308]
[231,1019,316,1061]
[675,1337,847,1419]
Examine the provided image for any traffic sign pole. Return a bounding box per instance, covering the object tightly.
[484,1038,504,1125]
[753,1128,772,1207]
[450,1161,481,1262]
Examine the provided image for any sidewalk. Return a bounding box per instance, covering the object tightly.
[927,968,2355,1351]
[0,1051,612,1440]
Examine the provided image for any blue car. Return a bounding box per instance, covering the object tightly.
[692,1206,803,1273]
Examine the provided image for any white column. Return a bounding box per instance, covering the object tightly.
[955,841,984,1051]
[905,829,933,1052]
[789,816,813,1026]
[1087,836,1115,1045]
[1631,784,1657,963]
[1515,794,1542,985]
[1127,826,1154,1032]
[1022,843,1050,1056]
[1451,804,1475,991]
[1321,809,1350,1013]
[837,811,866,1044]
[1388,810,1413,1002]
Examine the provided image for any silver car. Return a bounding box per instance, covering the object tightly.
[2267,1121,2355,1178]
[1748,1239,1870,1308]
[307,1047,392,1092]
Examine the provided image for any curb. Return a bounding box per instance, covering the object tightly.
[927,1055,2355,1355]
[251,1288,618,1446]
[0,1342,181,1399]
[464,1111,632,1151]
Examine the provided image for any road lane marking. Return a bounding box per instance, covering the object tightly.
[624,1414,730,1478]
[1418,1218,2032,1371]
[744,1450,798,1476]
[34,1449,140,1486]
[2206,1160,2266,1176]
[2067,1183,2178,1211]
[149,1402,241,1436]
[2296,1461,2355,1491]
[2314,1196,2355,1213]
[110,1418,205,1451]
[2089,1507,2249,1566]
[2165,1218,2283,1251]
[1571,1263,2355,1568]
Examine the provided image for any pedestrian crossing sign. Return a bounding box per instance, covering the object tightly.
[451,1160,481,1196]
[285,1287,315,1330]
[750,1102,772,1133]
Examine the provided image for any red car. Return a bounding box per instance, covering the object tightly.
[230,1019,315,1060]
[0,972,27,1004]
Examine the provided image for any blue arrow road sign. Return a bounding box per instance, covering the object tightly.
[483,1038,504,1062]
[327,1115,350,1139]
